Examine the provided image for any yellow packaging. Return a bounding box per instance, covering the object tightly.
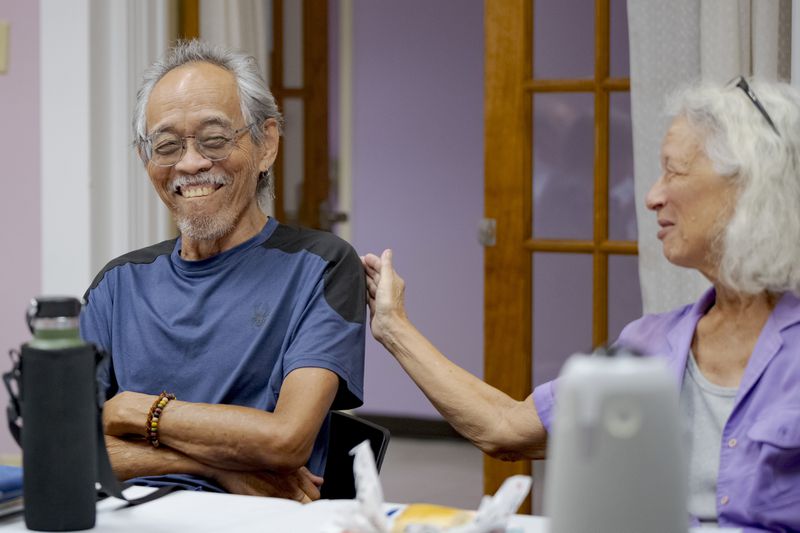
[390,503,475,532]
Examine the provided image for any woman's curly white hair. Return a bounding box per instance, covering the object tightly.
[668,78,800,295]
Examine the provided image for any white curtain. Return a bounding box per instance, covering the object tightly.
[200,0,270,76]
[627,0,792,314]
[39,0,178,296]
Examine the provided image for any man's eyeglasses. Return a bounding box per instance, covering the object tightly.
[732,76,780,137]
[142,124,253,167]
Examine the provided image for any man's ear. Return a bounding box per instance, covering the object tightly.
[136,143,149,166]
[258,119,280,173]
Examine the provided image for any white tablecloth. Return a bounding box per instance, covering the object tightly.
[0,486,547,533]
[0,487,740,532]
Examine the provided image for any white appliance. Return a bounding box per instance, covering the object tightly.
[544,351,687,533]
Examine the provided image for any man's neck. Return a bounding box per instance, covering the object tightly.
[180,207,268,261]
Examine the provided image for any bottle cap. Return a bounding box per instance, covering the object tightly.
[27,297,83,332]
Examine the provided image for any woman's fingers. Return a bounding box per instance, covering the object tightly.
[361,255,379,278]
[366,276,379,296]
[362,253,382,273]
[380,249,392,269]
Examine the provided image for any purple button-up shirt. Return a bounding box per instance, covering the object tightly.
[533,288,800,532]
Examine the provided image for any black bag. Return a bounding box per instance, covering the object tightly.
[3,345,175,531]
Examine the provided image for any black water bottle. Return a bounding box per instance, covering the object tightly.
[21,297,97,531]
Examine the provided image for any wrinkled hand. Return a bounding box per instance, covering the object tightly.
[213,467,323,502]
[103,390,155,437]
[360,249,407,342]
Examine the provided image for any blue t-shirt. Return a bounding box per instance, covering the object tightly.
[80,218,365,491]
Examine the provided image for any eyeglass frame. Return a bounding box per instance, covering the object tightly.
[140,123,255,167]
[731,76,780,137]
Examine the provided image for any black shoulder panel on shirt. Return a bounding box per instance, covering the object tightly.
[263,224,366,324]
[83,239,177,303]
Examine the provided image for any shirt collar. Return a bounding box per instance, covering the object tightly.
[664,288,800,397]
[664,287,717,383]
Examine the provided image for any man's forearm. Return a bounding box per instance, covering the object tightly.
[105,435,321,500]
[105,435,213,482]
[105,396,287,471]
[159,401,306,472]
[103,368,339,473]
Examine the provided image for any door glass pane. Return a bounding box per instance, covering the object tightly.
[533,253,593,388]
[610,0,630,78]
[283,0,303,88]
[608,254,642,341]
[609,92,636,241]
[532,93,594,240]
[282,98,304,223]
[533,0,594,79]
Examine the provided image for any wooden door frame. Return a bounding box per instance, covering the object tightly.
[271,0,330,228]
[178,0,199,39]
[301,0,330,229]
[484,0,636,512]
[483,0,533,513]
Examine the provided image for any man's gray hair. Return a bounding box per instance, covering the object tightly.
[133,39,283,211]
[668,78,800,295]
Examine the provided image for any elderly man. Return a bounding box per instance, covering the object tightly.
[80,40,365,502]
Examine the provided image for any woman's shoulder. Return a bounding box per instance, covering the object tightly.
[614,303,695,354]
[627,303,694,330]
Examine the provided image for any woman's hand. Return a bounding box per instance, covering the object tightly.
[361,249,408,343]
[212,466,323,502]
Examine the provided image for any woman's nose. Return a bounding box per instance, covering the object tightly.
[645,174,666,211]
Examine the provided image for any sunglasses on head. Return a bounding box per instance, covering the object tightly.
[730,76,780,137]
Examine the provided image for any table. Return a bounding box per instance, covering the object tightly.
[0,486,547,533]
[0,487,739,532]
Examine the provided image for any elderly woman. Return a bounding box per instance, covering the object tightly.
[362,78,800,531]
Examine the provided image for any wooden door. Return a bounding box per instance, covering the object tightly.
[483,0,637,513]
[271,0,330,229]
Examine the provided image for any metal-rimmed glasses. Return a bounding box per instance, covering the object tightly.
[142,123,254,167]
[731,76,780,137]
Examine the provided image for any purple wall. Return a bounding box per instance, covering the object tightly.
[0,0,41,455]
[352,0,484,419]
[351,1,640,415]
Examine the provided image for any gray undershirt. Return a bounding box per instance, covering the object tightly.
[680,351,738,526]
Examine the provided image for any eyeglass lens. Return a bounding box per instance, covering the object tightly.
[149,126,246,166]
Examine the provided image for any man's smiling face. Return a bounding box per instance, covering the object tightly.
[144,61,274,242]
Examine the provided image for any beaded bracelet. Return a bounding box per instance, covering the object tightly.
[145,391,175,448]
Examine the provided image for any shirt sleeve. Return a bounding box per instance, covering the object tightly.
[80,275,118,400]
[531,311,671,434]
[282,244,366,410]
[532,379,557,433]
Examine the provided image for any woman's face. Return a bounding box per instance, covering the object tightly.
[645,116,739,278]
